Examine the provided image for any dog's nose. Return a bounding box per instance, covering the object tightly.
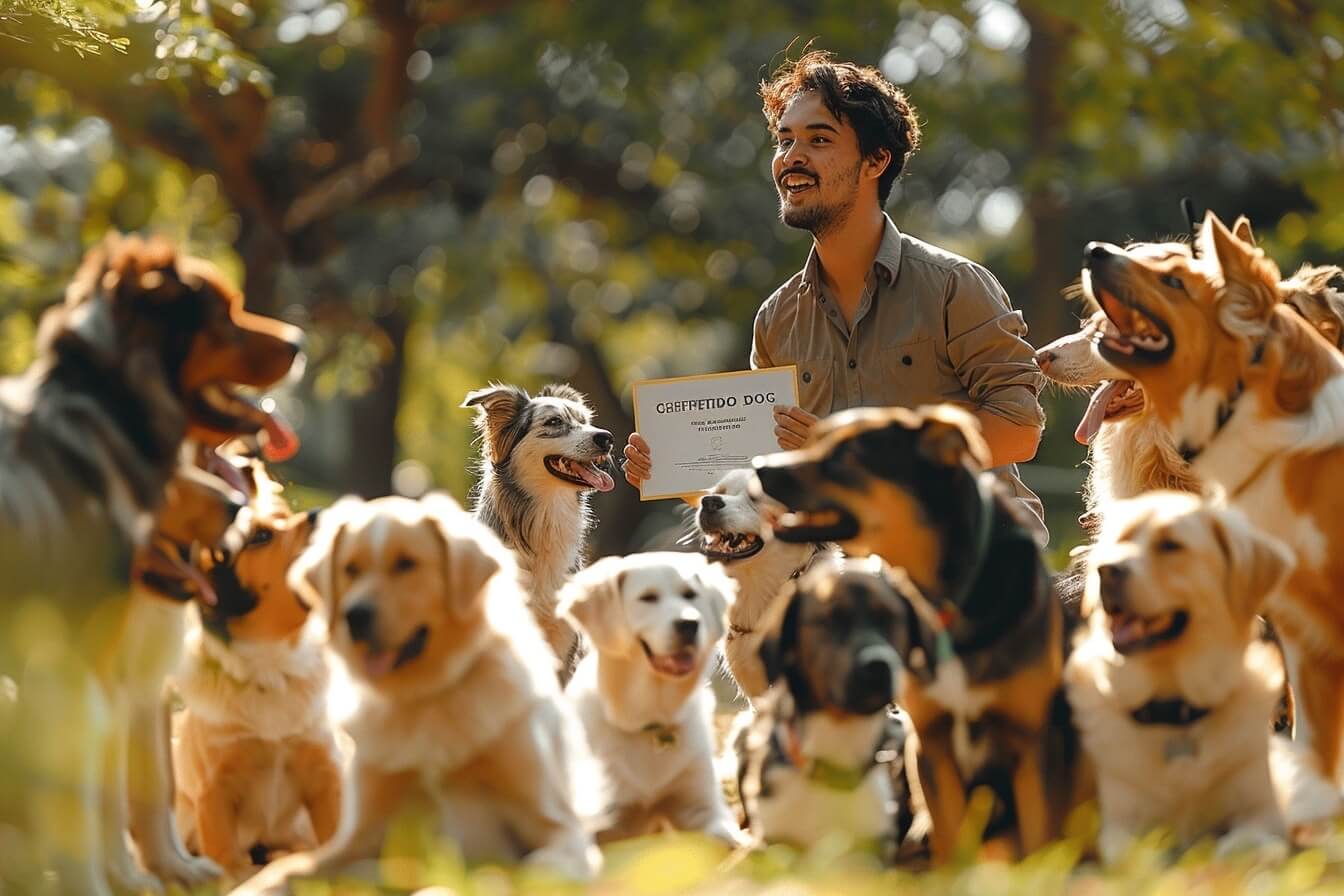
[1086,242,1115,263]
[1035,348,1055,373]
[700,495,724,513]
[674,618,699,643]
[344,602,376,643]
[846,650,895,711]
[592,430,614,453]
[1096,562,1129,614]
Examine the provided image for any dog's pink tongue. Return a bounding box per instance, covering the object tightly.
[578,461,615,493]
[260,401,300,463]
[1075,380,1124,446]
[1110,616,1145,651]
[363,650,397,679]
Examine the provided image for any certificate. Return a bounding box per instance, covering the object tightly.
[631,366,799,501]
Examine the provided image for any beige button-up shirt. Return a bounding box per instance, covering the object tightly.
[751,217,1049,545]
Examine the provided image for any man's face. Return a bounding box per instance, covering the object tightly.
[771,91,864,237]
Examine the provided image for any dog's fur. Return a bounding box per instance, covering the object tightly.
[736,556,925,862]
[1064,492,1336,861]
[172,457,338,879]
[691,468,833,699]
[228,493,600,896]
[1080,211,1344,786]
[753,405,1088,864]
[559,551,744,845]
[0,234,301,896]
[462,383,615,676]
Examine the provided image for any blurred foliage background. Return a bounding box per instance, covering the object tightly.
[1,0,1340,564]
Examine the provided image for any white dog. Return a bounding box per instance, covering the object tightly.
[559,552,746,846]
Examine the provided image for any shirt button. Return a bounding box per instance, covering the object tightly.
[820,297,826,304]
[902,355,913,366]
[847,359,857,369]
[802,372,812,383]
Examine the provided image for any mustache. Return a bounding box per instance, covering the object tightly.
[777,166,820,187]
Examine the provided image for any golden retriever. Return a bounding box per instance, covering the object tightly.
[172,456,337,880]
[227,493,600,895]
[1066,491,1339,861]
[1081,211,1344,786]
[558,551,744,845]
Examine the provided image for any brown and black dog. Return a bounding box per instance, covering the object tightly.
[753,405,1089,864]
[0,233,303,896]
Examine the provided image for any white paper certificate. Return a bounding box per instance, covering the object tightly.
[631,366,799,501]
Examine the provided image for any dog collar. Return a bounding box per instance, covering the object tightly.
[778,714,893,792]
[1178,336,1267,463]
[1130,697,1210,727]
[641,721,678,748]
[789,543,828,581]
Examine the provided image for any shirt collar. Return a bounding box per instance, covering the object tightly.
[800,214,904,294]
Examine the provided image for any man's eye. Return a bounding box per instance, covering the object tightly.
[812,136,829,144]
[776,139,793,150]
[1159,274,1185,291]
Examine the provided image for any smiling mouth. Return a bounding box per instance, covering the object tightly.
[773,505,859,543]
[1109,609,1188,655]
[1091,279,1174,363]
[361,624,429,678]
[698,528,765,561]
[544,455,615,492]
[640,639,699,678]
[190,385,299,461]
[779,171,819,196]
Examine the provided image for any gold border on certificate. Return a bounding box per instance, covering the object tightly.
[631,365,800,502]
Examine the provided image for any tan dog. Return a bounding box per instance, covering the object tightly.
[1081,211,1344,785]
[172,457,337,880]
[1066,492,1339,861]
[227,494,600,896]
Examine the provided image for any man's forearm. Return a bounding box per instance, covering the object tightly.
[973,409,1041,467]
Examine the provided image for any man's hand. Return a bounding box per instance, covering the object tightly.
[623,432,652,489]
[773,405,818,451]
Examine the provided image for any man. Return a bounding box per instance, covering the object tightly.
[623,50,1048,544]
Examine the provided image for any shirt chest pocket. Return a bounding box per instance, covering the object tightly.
[792,360,836,417]
[875,339,945,408]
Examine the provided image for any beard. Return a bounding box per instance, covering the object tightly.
[776,160,862,237]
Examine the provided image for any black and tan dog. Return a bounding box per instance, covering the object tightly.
[753,405,1089,864]
[735,555,925,863]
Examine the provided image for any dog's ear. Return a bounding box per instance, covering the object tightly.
[538,383,589,409]
[1231,215,1255,246]
[461,384,530,464]
[558,557,631,656]
[1200,211,1282,335]
[422,492,501,617]
[756,581,802,687]
[1208,507,1295,623]
[287,495,364,618]
[690,560,738,636]
[914,405,992,471]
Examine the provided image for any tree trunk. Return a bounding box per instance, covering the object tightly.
[344,310,409,498]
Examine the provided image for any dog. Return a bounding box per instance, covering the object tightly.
[753,404,1088,864]
[1080,210,1344,786]
[227,493,600,896]
[691,468,833,699]
[462,383,615,676]
[735,556,925,863]
[0,234,302,896]
[171,455,337,880]
[558,551,744,846]
[1065,491,1340,862]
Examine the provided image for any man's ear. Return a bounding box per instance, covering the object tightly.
[1208,507,1295,623]
[864,147,892,181]
[461,384,529,464]
[915,404,991,470]
[558,557,630,656]
[756,582,801,687]
[425,498,503,618]
[287,495,364,619]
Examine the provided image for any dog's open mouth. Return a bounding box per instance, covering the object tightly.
[1075,378,1146,445]
[640,639,698,678]
[544,455,615,492]
[1092,281,1174,364]
[1109,609,1188,655]
[773,504,859,543]
[190,386,300,462]
[362,625,430,678]
[133,539,219,606]
[699,529,765,561]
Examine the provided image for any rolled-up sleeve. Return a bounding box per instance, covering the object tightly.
[943,262,1045,428]
[750,298,776,370]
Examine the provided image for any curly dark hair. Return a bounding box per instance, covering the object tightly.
[760,49,922,205]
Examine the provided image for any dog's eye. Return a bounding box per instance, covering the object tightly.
[343,562,361,579]
[546,417,563,427]
[681,588,696,601]
[1156,538,1184,554]
[247,527,274,547]
[392,554,418,574]
[1159,274,1185,291]
[639,592,659,604]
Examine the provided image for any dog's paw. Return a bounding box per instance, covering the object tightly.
[142,850,220,889]
[104,845,164,896]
